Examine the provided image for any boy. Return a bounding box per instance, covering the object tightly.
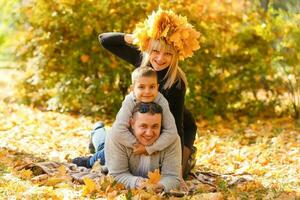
[110,66,178,155]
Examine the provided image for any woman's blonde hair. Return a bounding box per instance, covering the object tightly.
[140,39,187,90]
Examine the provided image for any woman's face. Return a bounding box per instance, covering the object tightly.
[149,49,173,71]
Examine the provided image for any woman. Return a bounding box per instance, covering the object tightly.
[99,8,200,177]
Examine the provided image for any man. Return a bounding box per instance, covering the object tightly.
[105,102,181,192]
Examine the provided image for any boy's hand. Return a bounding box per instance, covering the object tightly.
[133,143,148,155]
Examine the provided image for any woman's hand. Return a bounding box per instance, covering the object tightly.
[124,34,134,44]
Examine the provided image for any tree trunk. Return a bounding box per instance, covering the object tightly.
[260,0,270,11]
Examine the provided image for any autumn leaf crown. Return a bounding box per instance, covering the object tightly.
[133,8,200,60]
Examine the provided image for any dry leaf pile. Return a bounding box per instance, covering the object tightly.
[0,70,299,199]
[1,101,299,199]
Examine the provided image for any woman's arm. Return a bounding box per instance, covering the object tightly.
[164,85,186,150]
[98,32,142,67]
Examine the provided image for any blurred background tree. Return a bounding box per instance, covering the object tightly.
[261,0,300,13]
[1,0,299,120]
[0,0,20,61]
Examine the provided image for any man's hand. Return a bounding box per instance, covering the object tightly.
[133,143,148,155]
[136,177,148,188]
[153,183,165,193]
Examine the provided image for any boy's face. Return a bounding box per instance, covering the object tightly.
[132,76,159,103]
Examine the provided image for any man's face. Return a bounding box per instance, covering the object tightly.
[130,112,161,146]
[132,76,159,103]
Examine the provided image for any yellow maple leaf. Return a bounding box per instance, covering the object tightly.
[148,169,161,184]
[82,177,97,196]
[91,160,102,173]
[194,192,224,200]
[106,190,118,200]
[80,54,90,63]
[57,165,67,176]
[43,177,65,186]
[0,150,6,158]
[19,169,33,180]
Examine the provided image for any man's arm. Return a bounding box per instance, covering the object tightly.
[159,135,182,192]
[145,93,178,155]
[110,93,137,148]
[105,132,143,189]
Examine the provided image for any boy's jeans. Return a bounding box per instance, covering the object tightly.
[89,123,106,166]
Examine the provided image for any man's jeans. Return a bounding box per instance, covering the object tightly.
[89,123,106,166]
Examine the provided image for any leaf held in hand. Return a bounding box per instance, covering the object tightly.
[148,169,161,184]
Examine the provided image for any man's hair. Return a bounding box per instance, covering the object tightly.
[131,66,158,85]
[132,102,163,118]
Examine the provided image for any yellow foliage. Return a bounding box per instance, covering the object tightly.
[80,54,90,63]
[236,181,264,192]
[192,192,224,200]
[19,169,33,180]
[82,177,97,196]
[1,71,300,199]
[42,177,66,186]
[133,8,200,60]
[147,169,161,184]
[57,165,67,176]
[0,151,6,159]
[91,160,102,173]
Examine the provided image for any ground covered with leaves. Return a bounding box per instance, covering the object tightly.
[0,69,299,199]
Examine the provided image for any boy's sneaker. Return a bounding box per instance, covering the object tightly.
[72,156,92,168]
[88,122,105,154]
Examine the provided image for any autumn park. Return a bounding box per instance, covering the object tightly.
[0,0,299,199]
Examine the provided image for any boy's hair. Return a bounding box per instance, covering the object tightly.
[132,102,163,118]
[131,66,158,85]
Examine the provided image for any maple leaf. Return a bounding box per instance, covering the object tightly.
[148,169,161,184]
[42,177,65,186]
[91,160,102,173]
[80,54,90,63]
[0,151,5,158]
[193,192,224,200]
[57,165,67,176]
[82,177,97,196]
[31,174,49,184]
[19,169,33,180]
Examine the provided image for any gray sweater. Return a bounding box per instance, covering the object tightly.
[110,92,178,155]
[105,130,182,191]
